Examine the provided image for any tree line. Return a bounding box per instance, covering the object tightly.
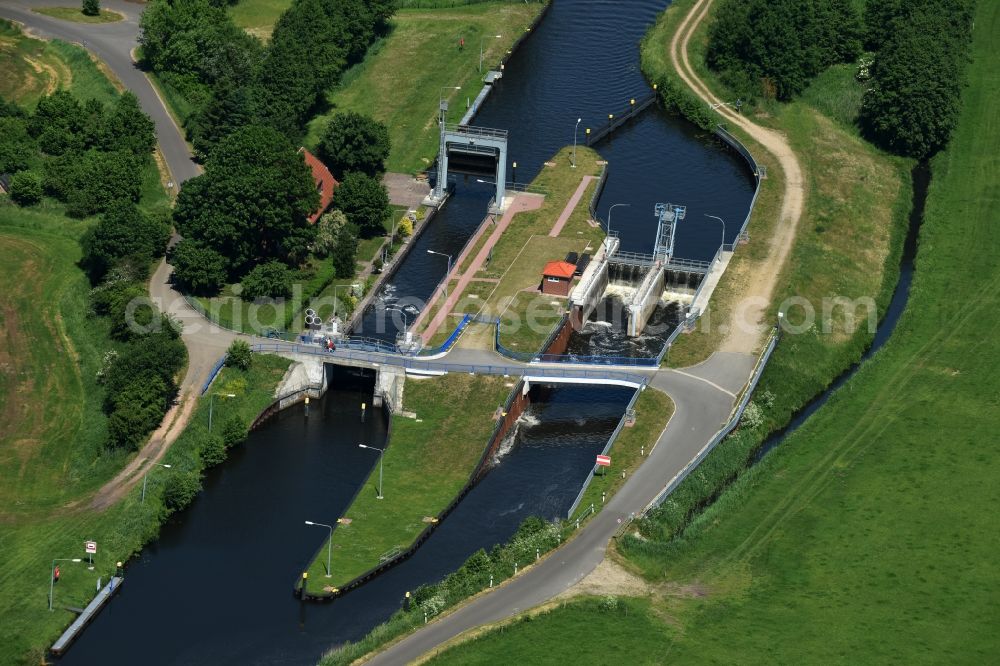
[859,0,976,158]
[2,91,186,453]
[139,0,396,154]
[705,0,976,159]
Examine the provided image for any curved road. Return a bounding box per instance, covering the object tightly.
[2,2,766,661]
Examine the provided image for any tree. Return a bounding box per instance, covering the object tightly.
[188,77,258,158]
[199,432,227,467]
[313,210,349,257]
[82,0,100,17]
[858,0,974,158]
[333,172,390,238]
[0,117,36,174]
[706,0,863,101]
[81,200,171,280]
[9,171,42,206]
[220,415,247,448]
[172,125,319,275]
[101,92,156,156]
[225,339,253,370]
[163,471,202,511]
[317,112,390,179]
[239,260,293,300]
[330,222,360,279]
[65,150,144,217]
[170,239,227,295]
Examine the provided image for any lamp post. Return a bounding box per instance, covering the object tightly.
[426,250,453,302]
[572,118,581,167]
[606,203,630,252]
[386,305,410,329]
[208,392,237,433]
[304,521,334,578]
[359,444,385,499]
[49,558,82,611]
[479,34,502,73]
[141,463,172,503]
[704,214,727,260]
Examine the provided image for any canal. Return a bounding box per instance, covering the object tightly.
[60,369,633,664]
[355,0,756,340]
[63,0,758,661]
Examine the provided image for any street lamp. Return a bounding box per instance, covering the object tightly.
[704,214,727,260]
[386,305,410,329]
[479,34,502,73]
[572,118,582,168]
[359,444,385,499]
[426,250,453,301]
[141,463,172,503]
[208,392,237,433]
[49,558,82,611]
[304,521,334,578]
[606,203,631,252]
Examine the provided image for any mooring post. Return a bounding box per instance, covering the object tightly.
[361,402,366,423]
[300,572,308,599]
[404,591,411,611]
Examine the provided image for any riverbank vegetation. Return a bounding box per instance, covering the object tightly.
[0,354,291,664]
[304,374,511,592]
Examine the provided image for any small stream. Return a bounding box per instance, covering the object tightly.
[753,162,929,462]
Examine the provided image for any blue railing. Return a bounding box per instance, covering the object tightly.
[201,354,228,396]
[416,314,473,356]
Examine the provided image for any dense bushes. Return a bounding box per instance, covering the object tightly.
[0,91,156,216]
[859,0,975,158]
[81,200,171,280]
[139,0,395,150]
[8,171,42,206]
[225,339,253,371]
[706,0,862,101]
[240,261,293,300]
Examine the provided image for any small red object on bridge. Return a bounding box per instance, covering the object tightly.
[596,455,611,467]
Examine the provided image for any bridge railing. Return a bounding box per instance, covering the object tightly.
[250,342,650,386]
[566,384,645,518]
[715,125,762,243]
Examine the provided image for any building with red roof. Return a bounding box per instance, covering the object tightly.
[540,260,577,296]
[299,148,338,224]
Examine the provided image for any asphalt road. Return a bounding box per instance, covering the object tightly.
[1,0,200,187]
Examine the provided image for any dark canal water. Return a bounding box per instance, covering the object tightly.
[60,369,633,665]
[355,0,756,340]
[63,0,757,662]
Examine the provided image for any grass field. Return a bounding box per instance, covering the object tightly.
[0,19,119,108]
[0,355,291,664]
[428,1,1000,662]
[32,7,123,24]
[305,373,512,592]
[427,597,672,665]
[305,2,545,173]
[227,0,291,41]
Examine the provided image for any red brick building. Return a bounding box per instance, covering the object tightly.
[299,148,338,224]
[540,260,576,296]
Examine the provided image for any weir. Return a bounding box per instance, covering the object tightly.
[627,263,666,336]
[569,238,618,330]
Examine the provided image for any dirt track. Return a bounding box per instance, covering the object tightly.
[670,0,805,353]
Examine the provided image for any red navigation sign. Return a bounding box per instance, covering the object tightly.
[85,541,97,554]
[596,454,611,467]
